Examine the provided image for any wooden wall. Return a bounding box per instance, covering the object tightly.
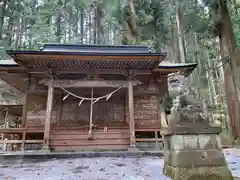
[25,82,163,129]
[24,82,163,151]
[60,94,126,127]
[26,93,59,127]
[134,95,159,128]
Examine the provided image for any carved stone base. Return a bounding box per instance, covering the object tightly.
[163,133,233,180]
[167,119,222,135]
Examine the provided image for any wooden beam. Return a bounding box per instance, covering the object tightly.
[135,138,163,142]
[128,73,136,148]
[28,68,152,75]
[28,89,61,94]
[0,140,43,143]
[39,79,142,88]
[16,54,161,61]
[0,128,44,133]
[43,78,54,148]
[135,128,160,131]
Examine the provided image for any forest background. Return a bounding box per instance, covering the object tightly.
[0,0,239,142]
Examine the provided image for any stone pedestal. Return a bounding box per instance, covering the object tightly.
[163,127,234,180]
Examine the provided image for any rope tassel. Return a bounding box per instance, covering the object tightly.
[106,93,112,101]
[63,93,70,101]
[78,99,84,106]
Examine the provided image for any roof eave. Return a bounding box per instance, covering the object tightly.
[6,50,167,57]
[154,63,197,77]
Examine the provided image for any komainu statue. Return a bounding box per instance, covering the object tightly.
[166,72,212,133]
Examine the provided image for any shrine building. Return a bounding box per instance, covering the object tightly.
[0,44,197,151]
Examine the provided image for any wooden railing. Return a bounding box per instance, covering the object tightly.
[135,128,163,148]
[0,127,44,151]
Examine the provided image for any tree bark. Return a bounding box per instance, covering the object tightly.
[0,0,7,40]
[80,8,84,44]
[14,18,21,49]
[96,0,104,44]
[176,9,186,63]
[6,17,13,47]
[55,12,61,43]
[217,0,240,137]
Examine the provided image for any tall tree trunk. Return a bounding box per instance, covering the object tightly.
[176,9,186,63]
[15,18,22,49]
[193,33,202,96]
[93,8,97,44]
[74,9,79,41]
[6,17,13,47]
[55,12,61,43]
[0,0,7,40]
[122,0,138,44]
[80,9,84,44]
[88,12,92,44]
[217,0,240,137]
[216,37,230,131]
[96,0,104,44]
[19,18,26,49]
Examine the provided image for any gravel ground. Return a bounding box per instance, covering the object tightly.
[0,149,240,180]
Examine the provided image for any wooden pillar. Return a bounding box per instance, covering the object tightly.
[21,77,29,151]
[128,74,136,148]
[56,92,63,126]
[125,93,129,124]
[43,78,54,148]
[2,109,8,151]
[21,90,29,127]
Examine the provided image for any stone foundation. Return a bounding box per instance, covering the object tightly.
[163,133,234,180]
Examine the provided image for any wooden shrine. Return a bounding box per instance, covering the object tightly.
[0,44,197,151]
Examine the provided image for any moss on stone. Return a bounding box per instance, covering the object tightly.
[219,132,234,147]
[163,164,234,180]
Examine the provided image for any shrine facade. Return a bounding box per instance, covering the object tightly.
[0,44,196,151]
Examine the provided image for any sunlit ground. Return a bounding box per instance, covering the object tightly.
[0,149,239,180]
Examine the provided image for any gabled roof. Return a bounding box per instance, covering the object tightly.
[6,44,167,70]
[0,44,198,92]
